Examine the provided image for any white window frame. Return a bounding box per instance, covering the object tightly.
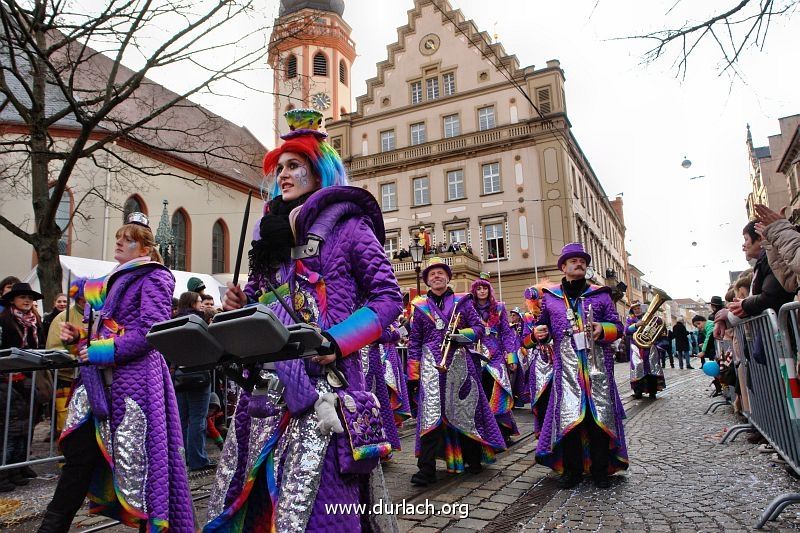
[443,72,456,96]
[482,162,501,194]
[384,233,399,257]
[478,105,496,131]
[446,169,465,201]
[410,122,426,146]
[426,77,440,100]
[410,81,423,105]
[443,114,460,138]
[484,221,506,260]
[448,228,467,246]
[413,176,430,206]
[380,130,396,152]
[381,182,397,212]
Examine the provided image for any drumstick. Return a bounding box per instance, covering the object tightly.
[232,191,252,288]
[65,269,71,324]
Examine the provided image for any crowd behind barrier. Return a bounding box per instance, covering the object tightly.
[714,303,800,528]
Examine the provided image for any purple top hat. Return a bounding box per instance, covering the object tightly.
[557,242,592,270]
[421,256,452,285]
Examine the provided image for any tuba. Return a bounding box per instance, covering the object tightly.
[632,289,671,348]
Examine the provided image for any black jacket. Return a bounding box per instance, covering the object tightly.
[672,322,690,351]
[742,251,795,316]
[0,308,43,350]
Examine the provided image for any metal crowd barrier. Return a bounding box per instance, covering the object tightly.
[705,338,734,414]
[716,305,800,528]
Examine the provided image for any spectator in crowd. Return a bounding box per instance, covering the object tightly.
[187,276,206,296]
[728,220,795,319]
[657,327,675,369]
[173,291,214,472]
[754,204,800,294]
[692,314,722,396]
[0,282,45,491]
[201,293,216,312]
[672,318,693,369]
[171,297,179,318]
[42,293,68,339]
[206,393,226,451]
[0,276,21,313]
[708,295,725,320]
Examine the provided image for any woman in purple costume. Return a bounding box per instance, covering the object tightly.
[39,215,194,532]
[363,322,411,451]
[469,276,519,443]
[206,110,403,532]
[517,286,554,437]
[626,301,666,399]
[533,243,628,490]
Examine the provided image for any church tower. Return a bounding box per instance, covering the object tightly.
[269,0,355,144]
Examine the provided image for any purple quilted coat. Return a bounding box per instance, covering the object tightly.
[206,187,403,532]
[626,315,666,394]
[473,300,519,435]
[534,284,629,475]
[407,293,505,472]
[364,323,410,451]
[60,263,194,531]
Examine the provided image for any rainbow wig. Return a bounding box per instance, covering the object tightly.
[69,277,87,301]
[263,110,348,198]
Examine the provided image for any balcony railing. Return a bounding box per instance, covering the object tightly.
[390,251,482,275]
[349,118,564,175]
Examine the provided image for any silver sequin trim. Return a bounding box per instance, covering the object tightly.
[419,346,442,434]
[649,346,665,377]
[383,347,398,393]
[630,345,645,381]
[114,397,148,514]
[533,348,553,399]
[367,464,400,533]
[444,348,479,437]
[273,381,330,532]
[98,418,112,457]
[552,339,582,450]
[207,398,240,523]
[587,344,614,432]
[247,414,282,475]
[63,384,90,433]
[361,346,370,376]
[486,358,513,395]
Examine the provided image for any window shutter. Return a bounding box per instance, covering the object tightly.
[537,87,551,115]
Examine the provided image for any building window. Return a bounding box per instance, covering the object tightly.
[380,130,396,152]
[413,176,430,206]
[410,122,426,145]
[339,60,347,85]
[482,162,501,194]
[484,222,505,260]
[331,136,342,155]
[410,81,422,105]
[384,233,399,258]
[211,220,227,274]
[313,52,328,76]
[447,169,465,201]
[536,86,552,114]
[443,114,460,138]
[286,54,297,79]
[122,195,146,223]
[426,77,439,100]
[478,106,496,131]
[50,187,72,254]
[380,182,397,212]
[448,227,467,246]
[171,209,189,271]
[443,72,456,96]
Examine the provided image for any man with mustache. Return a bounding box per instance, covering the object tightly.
[532,243,628,489]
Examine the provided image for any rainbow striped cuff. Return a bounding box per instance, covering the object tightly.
[626,324,637,334]
[326,307,382,358]
[457,328,476,342]
[506,352,519,365]
[408,359,420,380]
[600,322,621,343]
[87,338,115,366]
[522,333,537,349]
[352,442,392,461]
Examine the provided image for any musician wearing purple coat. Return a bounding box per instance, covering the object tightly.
[206,110,403,532]
[626,301,666,399]
[363,322,411,451]
[40,215,193,532]
[533,243,628,490]
[469,276,520,443]
[407,258,505,487]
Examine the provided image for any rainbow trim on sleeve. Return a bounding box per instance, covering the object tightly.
[457,328,476,342]
[506,351,519,365]
[352,442,392,461]
[326,307,382,357]
[600,322,620,343]
[257,282,291,306]
[87,338,116,366]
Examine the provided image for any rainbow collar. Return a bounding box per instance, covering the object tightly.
[412,293,468,325]
[84,258,156,311]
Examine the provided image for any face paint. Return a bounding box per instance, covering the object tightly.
[127,241,139,250]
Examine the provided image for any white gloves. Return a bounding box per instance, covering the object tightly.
[315,392,344,436]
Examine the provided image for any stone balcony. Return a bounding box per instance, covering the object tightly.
[347,117,566,177]
[391,252,483,293]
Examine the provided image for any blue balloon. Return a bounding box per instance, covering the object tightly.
[702,361,720,377]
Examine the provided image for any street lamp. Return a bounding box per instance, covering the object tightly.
[409,241,424,297]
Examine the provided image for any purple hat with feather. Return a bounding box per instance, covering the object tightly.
[557,242,592,270]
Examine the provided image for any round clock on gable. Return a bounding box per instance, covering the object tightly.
[311,92,331,110]
[419,33,440,55]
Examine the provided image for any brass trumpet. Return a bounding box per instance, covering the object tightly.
[435,312,461,373]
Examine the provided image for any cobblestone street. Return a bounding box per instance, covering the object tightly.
[3,363,800,531]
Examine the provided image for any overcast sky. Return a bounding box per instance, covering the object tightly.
[146,0,800,300]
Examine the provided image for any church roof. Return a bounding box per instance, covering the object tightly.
[279,0,344,16]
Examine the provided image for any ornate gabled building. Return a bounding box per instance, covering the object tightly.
[270,0,628,308]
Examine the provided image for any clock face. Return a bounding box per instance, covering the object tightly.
[311,92,331,110]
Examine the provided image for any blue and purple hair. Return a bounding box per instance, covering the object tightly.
[263,135,348,199]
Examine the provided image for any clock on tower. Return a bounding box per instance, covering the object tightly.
[311,92,331,111]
